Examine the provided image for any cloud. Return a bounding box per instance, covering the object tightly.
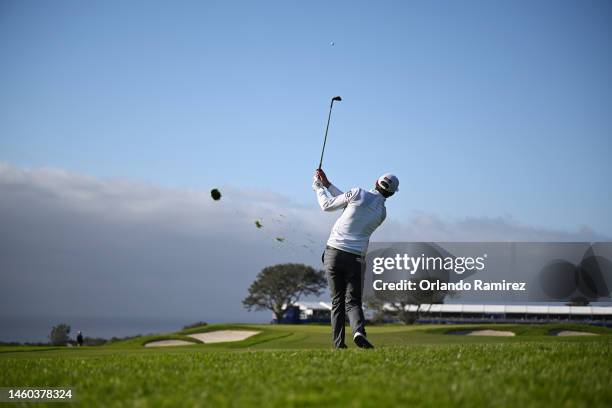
[381,211,608,242]
[0,163,332,336]
[0,163,606,340]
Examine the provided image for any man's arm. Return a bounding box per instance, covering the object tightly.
[314,168,343,196]
[313,168,356,211]
[313,179,358,212]
[327,183,343,197]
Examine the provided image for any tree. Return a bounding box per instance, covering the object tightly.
[566,296,590,306]
[365,291,420,324]
[366,278,457,324]
[49,323,71,346]
[243,263,326,323]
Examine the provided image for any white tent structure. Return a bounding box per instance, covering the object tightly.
[398,303,612,323]
[279,301,612,324]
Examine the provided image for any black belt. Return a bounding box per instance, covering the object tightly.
[325,245,360,258]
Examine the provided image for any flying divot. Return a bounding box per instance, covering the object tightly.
[210,189,222,201]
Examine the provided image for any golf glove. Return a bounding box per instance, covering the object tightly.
[312,176,324,191]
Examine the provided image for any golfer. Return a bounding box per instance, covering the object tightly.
[313,169,399,349]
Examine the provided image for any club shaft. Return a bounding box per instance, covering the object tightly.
[318,101,335,170]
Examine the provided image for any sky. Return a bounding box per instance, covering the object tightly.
[0,1,611,341]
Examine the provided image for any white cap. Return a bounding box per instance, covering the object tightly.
[376,173,399,193]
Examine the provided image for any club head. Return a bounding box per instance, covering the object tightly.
[332,96,342,102]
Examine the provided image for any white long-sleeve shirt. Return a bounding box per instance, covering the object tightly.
[313,178,387,255]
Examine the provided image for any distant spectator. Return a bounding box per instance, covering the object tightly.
[76,331,84,347]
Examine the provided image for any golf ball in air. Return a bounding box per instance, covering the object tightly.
[330,41,335,46]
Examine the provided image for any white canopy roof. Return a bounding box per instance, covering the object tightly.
[294,301,612,315]
[412,304,612,315]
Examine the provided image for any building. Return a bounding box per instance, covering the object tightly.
[275,300,612,325]
[401,304,612,325]
[275,301,332,324]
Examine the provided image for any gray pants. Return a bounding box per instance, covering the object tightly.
[323,246,366,348]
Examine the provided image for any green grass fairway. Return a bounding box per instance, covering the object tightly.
[1,324,611,407]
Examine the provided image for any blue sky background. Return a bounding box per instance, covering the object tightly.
[1,0,611,234]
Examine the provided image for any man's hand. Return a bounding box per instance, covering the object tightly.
[315,169,331,188]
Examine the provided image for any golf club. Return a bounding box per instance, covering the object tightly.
[318,96,342,170]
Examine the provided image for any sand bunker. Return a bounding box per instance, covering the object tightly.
[145,339,196,347]
[188,330,260,343]
[467,330,515,337]
[143,330,260,347]
[554,330,598,337]
[451,329,515,337]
